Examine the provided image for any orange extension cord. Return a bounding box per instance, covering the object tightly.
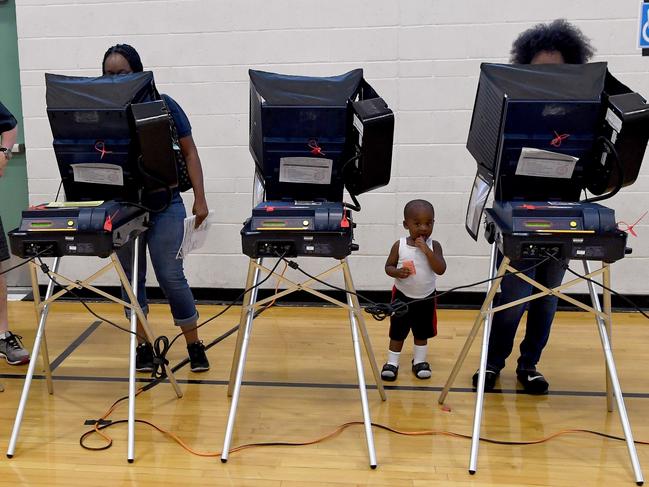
[80,258,649,456]
[82,260,293,455]
[80,389,649,457]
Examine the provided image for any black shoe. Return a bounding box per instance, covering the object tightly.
[381,363,398,381]
[516,368,549,395]
[472,366,499,391]
[187,341,210,372]
[412,360,432,380]
[135,342,154,373]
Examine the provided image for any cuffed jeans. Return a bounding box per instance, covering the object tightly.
[116,192,198,326]
[486,253,567,371]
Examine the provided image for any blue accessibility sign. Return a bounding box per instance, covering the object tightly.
[640,2,649,48]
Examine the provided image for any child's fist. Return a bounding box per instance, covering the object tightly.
[402,260,416,275]
[414,236,429,251]
[396,267,411,278]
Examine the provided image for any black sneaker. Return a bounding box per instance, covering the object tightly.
[135,342,154,373]
[187,341,210,372]
[472,366,499,391]
[516,368,549,395]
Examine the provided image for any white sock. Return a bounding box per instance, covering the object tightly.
[413,344,428,365]
[387,350,400,367]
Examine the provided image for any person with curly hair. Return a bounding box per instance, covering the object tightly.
[509,18,595,65]
[472,19,595,395]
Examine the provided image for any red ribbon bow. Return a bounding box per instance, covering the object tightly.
[308,139,325,156]
[94,141,113,159]
[617,211,648,237]
[550,131,570,148]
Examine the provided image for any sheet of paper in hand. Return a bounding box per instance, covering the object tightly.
[176,211,212,259]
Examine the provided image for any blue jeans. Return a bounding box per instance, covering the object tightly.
[116,192,198,326]
[486,253,567,371]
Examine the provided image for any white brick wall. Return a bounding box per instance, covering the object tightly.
[14,0,649,295]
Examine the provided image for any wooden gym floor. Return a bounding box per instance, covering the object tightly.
[0,299,648,486]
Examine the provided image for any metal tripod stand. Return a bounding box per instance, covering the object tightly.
[439,243,644,485]
[221,257,386,467]
[6,235,183,462]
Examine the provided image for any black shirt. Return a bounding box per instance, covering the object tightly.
[0,100,17,133]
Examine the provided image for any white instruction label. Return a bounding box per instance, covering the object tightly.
[71,163,124,186]
[605,108,622,133]
[515,148,577,179]
[279,157,333,185]
[353,114,364,147]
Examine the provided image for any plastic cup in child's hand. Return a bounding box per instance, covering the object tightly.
[402,260,416,275]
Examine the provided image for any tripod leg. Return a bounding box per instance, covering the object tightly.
[7,257,60,458]
[439,243,502,404]
[345,278,378,468]
[602,262,614,412]
[228,258,262,397]
[111,250,183,400]
[583,261,613,412]
[595,265,644,485]
[40,333,54,395]
[126,238,140,463]
[221,259,261,462]
[341,259,386,401]
[29,260,54,394]
[469,245,503,475]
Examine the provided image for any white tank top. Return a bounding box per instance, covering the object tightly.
[394,236,437,299]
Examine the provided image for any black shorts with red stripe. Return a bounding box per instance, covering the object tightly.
[388,287,437,342]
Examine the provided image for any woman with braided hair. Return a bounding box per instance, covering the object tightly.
[103,44,210,373]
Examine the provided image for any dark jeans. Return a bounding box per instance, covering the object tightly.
[486,253,567,372]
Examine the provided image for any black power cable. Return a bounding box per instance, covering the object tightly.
[543,251,649,321]
[117,156,174,215]
[158,255,285,342]
[35,252,288,379]
[0,246,54,277]
[54,180,64,202]
[283,251,648,324]
[278,254,554,321]
[37,257,148,341]
[80,305,271,451]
